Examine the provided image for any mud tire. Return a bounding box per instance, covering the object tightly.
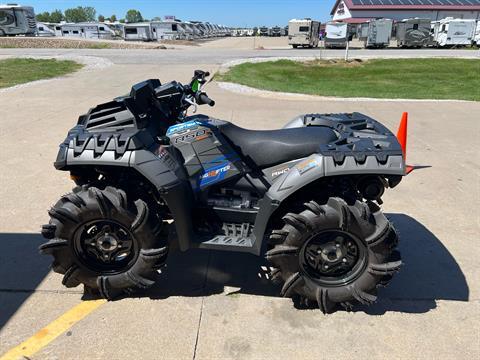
[40,186,167,299]
[266,197,401,313]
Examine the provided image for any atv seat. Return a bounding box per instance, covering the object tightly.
[219,123,338,168]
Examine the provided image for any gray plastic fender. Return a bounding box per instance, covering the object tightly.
[252,153,405,255]
[65,147,195,252]
[268,153,405,203]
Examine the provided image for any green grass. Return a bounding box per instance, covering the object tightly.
[219,59,480,101]
[0,58,83,88]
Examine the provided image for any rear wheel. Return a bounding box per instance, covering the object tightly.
[266,197,401,313]
[40,186,168,299]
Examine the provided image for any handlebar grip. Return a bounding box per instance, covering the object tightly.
[198,93,215,107]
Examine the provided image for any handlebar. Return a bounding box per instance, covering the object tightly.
[196,92,215,107]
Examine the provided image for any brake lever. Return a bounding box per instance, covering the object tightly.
[184,97,198,114]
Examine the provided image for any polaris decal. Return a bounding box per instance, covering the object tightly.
[173,129,211,144]
[167,120,204,136]
[199,163,231,187]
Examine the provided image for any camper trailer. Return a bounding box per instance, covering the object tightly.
[186,22,201,39]
[271,26,284,37]
[325,21,349,48]
[36,22,55,37]
[56,23,115,40]
[432,18,476,47]
[395,18,433,48]
[288,19,320,48]
[473,20,480,46]
[358,19,393,48]
[151,21,180,40]
[0,3,36,36]
[259,26,270,36]
[123,23,153,41]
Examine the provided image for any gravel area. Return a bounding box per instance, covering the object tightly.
[0,37,168,49]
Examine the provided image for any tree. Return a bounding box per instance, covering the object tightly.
[50,9,64,23]
[119,19,126,24]
[110,14,117,22]
[151,16,162,22]
[64,6,96,23]
[36,12,51,23]
[83,7,96,21]
[98,14,105,22]
[125,9,143,23]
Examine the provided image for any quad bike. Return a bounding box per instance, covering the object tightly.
[41,70,409,313]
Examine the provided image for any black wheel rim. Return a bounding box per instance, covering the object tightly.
[73,220,139,273]
[299,230,368,286]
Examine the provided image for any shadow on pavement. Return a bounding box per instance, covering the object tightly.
[0,233,50,330]
[0,212,470,330]
[145,213,470,314]
[358,213,469,314]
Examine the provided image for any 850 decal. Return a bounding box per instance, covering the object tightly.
[173,129,211,144]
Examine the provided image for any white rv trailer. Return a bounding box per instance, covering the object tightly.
[358,18,393,48]
[151,21,181,40]
[190,21,208,37]
[431,18,476,47]
[56,22,115,39]
[259,26,270,36]
[0,3,35,36]
[472,20,480,46]
[36,21,55,37]
[177,22,189,40]
[186,22,201,39]
[288,18,320,48]
[188,22,201,38]
[123,22,153,41]
[325,21,349,48]
[271,26,283,37]
[395,18,433,48]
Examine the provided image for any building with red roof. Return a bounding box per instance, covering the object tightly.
[331,0,480,22]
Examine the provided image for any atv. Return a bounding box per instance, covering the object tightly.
[41,70,407,313]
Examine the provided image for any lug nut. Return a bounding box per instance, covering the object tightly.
[342,258,347,263]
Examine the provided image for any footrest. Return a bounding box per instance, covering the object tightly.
[198,223,255,252]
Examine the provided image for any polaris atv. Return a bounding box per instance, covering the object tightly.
[41,71,408,313]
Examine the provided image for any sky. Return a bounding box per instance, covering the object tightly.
[22,0,336,27]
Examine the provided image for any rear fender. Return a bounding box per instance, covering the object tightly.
[268,152,404,203]
[252,153,405,254]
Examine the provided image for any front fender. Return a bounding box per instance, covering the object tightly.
[59,143,195,252]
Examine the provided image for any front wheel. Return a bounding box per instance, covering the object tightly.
[266,198,401,313]
[40,186,168,299]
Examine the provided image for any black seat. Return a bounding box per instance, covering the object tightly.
[219,123,338,168]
